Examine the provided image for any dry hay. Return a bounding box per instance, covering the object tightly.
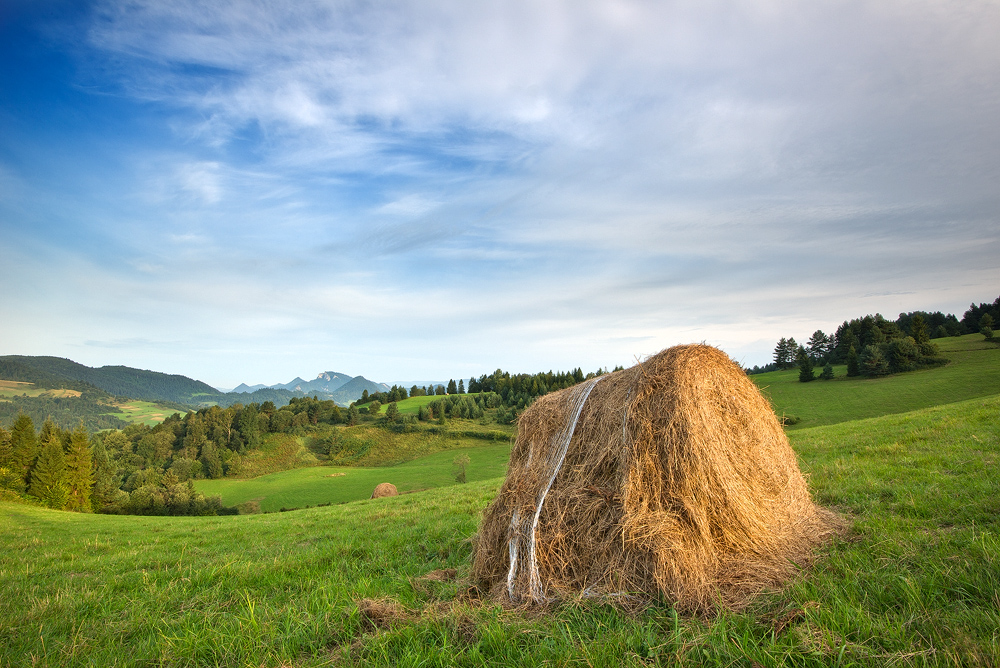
[420,568,458,582]
[357,597,410,631]
[370,482,399,499]
[472,344,844,613]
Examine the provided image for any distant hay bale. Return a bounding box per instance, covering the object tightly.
[472,344,843,613]
[370,482,398,499]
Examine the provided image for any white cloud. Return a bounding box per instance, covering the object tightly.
[2,0,998,383]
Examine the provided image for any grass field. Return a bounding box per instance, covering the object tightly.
[753,334,1000,429]
[2,393,998,666]
[108,400,188,426]
[197,442,512,512]
[391,394,445,415]
[3,346,1000,666]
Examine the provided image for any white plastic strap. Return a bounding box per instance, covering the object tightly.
[506,376,604,602]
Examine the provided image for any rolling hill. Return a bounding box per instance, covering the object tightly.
[0,356,394,416]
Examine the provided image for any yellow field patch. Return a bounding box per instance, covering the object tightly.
[0,380,34,390]
[42,389,82,398]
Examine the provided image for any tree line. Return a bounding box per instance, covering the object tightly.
[0,414,224,516]
[749,296,1000,381]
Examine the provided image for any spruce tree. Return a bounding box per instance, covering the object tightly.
[28,434,68,509]
[785,338,798,368]
[64,424,93,512]
[0,426,16,491]
[38,419,60,448]
[910,314,929,344]
[90,440,120,513]
[820,363,834,380]
[447,379,458,394]
[773,338,792,368]
[797,346,815,382]
[846,345,860,377]
[10,413,38,492]
[458,379,465,394]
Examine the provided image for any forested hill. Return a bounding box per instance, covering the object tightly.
[0,356,217,404]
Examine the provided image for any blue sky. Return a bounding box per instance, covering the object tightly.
[2,0,998,389]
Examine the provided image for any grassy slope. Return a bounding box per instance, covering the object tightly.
[324,420,513,468]
[107,400,187,426]
[753,334,1000,429]
[196,442,512,511]
[392,394,444,415]
[194,418,513,509]
[3,393,999,666]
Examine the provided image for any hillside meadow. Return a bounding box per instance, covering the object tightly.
[2,384,999,666]
[752,333,1000,429]
[197,442,512,512]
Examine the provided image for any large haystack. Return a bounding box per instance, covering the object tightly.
[472,344,842,612]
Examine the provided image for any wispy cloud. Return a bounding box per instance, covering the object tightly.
[0,0,997,386]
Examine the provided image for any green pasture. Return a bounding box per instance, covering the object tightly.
[108,400,187,426]
[385,393,493,416]
[321,420,512,468]
[753,333,1000,429]
[196,442,511,512]
[391,394,444,415]
[3,393,999,666]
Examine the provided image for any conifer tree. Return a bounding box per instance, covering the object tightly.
[10,413,38,492]
[64,424,93,512]
[458,379,465,394]
[90,440,120,513]
[910,314,930,344]
[797,346,815,382]
[0,426,17,491]
[846,345,860,377]
[385,402,399,421]
[347,404,359,426]
[28,434,68,509]
[773,338,790,367]
[807,330,830,362]
[820,363,834,380]
[447,379,458,394]
[38,419,60,448]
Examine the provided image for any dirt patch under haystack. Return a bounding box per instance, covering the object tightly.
[473,344,844,613]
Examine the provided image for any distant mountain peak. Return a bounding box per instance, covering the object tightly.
[316,371,350,382]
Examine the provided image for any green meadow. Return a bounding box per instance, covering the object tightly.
[197,442,512,512]
[108,400,189,426]
[392,394,444,415]
[752,334,1000,429]
[2,339,999,666]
